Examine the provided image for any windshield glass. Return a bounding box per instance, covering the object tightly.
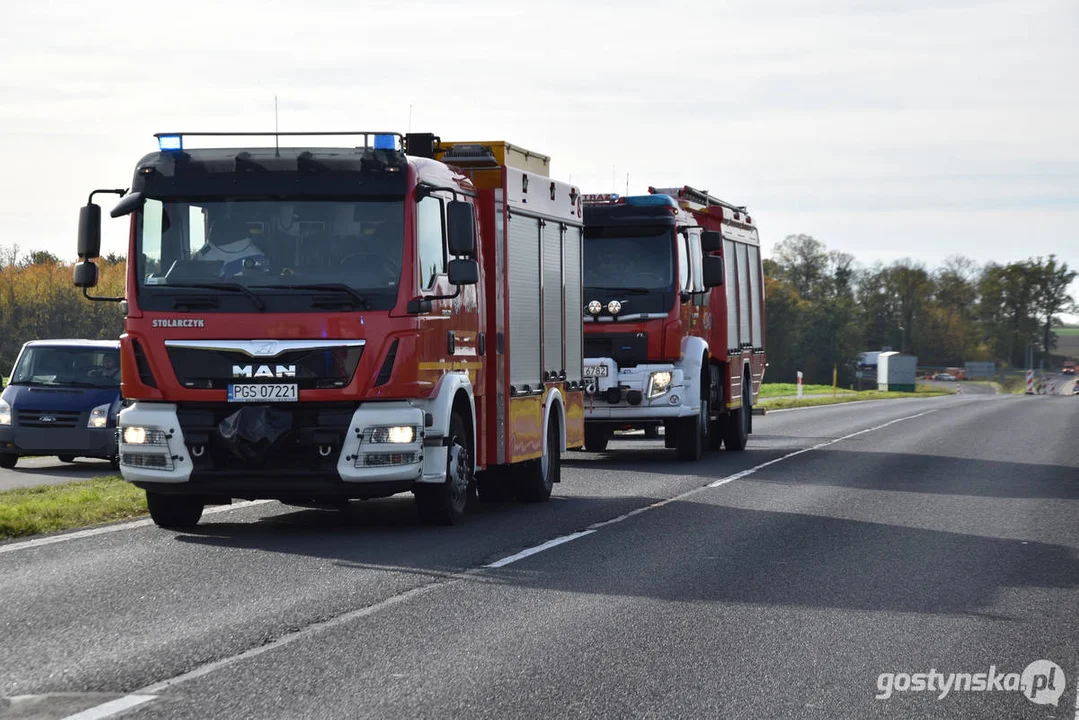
[583,226,674,290]
[137,199,404,293]
[11,346,120,388]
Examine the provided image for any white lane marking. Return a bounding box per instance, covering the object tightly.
[0,500,275,555]
[708,408,938,487]
[60,694,156,720]
[485,530,596,568]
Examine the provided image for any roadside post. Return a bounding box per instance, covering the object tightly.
[797,371,803,399]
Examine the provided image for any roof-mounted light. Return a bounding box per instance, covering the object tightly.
[623,194,677,208]
[158,134,183,152]
[373,134,396,150]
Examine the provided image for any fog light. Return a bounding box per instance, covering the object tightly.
[626,390,643,406]
[359,452,419,467]
[121,452,174,471]
[122,426,169,445]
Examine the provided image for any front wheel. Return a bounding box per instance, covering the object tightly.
[0,454,16,469]
[516,411,559,502]
[675,394,707,461]
[415,413,471,525]
[146,491,204,529]
[58,455,76,463]
[723,379,750,452]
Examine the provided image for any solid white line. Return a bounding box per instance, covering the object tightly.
[0,500,275,555]
[60,694,156,720]
[485,530,596,568]
[708,408,938,487]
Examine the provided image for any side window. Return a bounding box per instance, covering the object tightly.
[677,233,690,291]
[417,195,446,289]
[688,230,704,292]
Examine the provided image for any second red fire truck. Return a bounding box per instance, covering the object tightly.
[581,185,765,459]
[74,132,585,527]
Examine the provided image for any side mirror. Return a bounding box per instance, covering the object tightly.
[110,191,144,218]
[446,200,476,258]
[407,297,433,314]
[447,258,479,286]
[701,230,722,253]
[74,260,100,289]
[78,204,102,259]
[702,255,724,288]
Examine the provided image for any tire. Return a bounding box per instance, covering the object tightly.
[723,376,750,452]
[583,425,610,452]
[676,366,710,461]
[58,455,76,463]
[146,491,204,529]
[0,454,16,469]
[516,411,559,502]
[109,456,120,472]
[415,412,471,525]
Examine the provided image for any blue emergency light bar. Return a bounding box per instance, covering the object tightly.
[158,134,183,152]
[623,194,677,208]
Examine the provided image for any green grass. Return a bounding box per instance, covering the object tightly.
[758,382,855,398]
[1054,328,1079,336]
[758,385,953,410]
[0,475,146,541]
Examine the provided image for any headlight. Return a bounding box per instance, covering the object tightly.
[122,426,169,445]
[0,399,10,426]
[586,300,603,315]
[367,426,419,444]
[647,371,673,398]
[88,403,111,429]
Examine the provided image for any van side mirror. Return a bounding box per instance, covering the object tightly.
[78,204,102,260]
[446,200,476,258]
[701,230,722,253]
[702,255,724,288]
[447,258,479,286]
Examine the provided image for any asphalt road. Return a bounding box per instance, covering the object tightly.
[1,392,1076,719]
[0,457,117,492]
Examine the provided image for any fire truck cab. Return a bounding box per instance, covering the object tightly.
[74,132,584,528]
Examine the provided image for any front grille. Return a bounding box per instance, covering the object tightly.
[17,410,82,429]
[176,402,355,473]
[584,333,649,368]
[166,346,364,390]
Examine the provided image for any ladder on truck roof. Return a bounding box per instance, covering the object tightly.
[648,185,750,221]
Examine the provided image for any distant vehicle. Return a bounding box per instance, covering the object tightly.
[0,340,122,469]
[1063,359,1076,375]
[1072,383,1079,395]
[936,373,957,381]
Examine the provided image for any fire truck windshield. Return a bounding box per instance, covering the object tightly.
[135,198,404,310]
[583,226,674,290]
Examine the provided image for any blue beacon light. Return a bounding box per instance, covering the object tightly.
[373,134,396,150]
[158,135,183,152]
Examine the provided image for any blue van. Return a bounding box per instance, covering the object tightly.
[0,339,122,469]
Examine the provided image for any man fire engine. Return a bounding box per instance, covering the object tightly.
[581,186,765,459]
[74,132,585,528]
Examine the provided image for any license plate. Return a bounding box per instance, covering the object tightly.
[227,383,298,402]
[584,365,609,378]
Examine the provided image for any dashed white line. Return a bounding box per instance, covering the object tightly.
[60,694,156,720]
[485,530,596,568]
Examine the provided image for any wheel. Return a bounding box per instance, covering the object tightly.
[58,455,76,463]
[723,376,750,452]
[516,411,559,502]
[0,454,16,469]
[109,456,120,471]
[415,412,471,525]
[146,491,204,529]
[675,367,710,461]
[583,425,610,452]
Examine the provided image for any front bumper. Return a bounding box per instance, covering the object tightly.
[0,425,116,458]
[583,359,697,422]
[116,401,434,495]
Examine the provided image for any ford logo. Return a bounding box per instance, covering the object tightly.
[39,416,56,423]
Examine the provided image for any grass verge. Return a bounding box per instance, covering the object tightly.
[759,382,856,398]
[0,475,146,541]
[758,385,953,410]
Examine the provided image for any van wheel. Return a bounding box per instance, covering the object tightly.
[516,411,559,502]
[0,454,16,469]
[58,455,76,463]
[415,413,471,525]
[146,491,204,529]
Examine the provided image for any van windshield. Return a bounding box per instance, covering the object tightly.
[10,347,120,388]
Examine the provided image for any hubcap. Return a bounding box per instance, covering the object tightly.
[447,442,469,508]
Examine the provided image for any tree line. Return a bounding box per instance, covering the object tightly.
[764,235,1076,385]
[1,240,1075,387]
[0,248,125,375]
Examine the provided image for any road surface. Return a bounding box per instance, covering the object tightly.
[1,392,1076,719]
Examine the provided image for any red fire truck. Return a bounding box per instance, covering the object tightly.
[581,185,765,459]
[74,132,584,528]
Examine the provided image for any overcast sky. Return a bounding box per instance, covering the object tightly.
[2,0,1076,313]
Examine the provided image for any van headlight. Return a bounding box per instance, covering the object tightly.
[0,399,10,426]
[88,403,111,429]
[647,371,673,398]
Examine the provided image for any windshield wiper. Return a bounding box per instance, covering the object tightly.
[586,286,655,295]
[251,284,372,310]
[163,282,266,311]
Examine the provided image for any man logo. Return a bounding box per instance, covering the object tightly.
[232,365,296,379]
